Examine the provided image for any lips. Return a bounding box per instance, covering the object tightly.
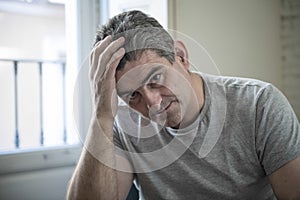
[156,100,175,114]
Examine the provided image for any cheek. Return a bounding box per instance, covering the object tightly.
[162,76,183,98]
[159,86,175,96]
[168,71,192,95]
[129,102,149,117]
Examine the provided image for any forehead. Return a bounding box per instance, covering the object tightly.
[116,50,171,81]
[115,51,171,95]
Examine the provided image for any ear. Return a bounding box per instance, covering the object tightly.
[174,40,189,69]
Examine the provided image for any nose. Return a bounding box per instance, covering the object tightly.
[140,87,162,108]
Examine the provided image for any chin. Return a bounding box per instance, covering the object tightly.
[165,116,182,128]
[168,123,180,129]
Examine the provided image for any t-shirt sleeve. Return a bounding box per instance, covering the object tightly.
[255,84,300,175]
[113,122,123,149]
[113,122,131,160]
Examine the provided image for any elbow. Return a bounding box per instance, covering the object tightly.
[273,190,300,200]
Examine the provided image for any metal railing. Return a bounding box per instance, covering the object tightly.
[0,58,67,148]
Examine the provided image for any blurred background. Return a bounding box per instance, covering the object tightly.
[0,0,299,199]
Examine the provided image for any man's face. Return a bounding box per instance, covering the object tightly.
[115,50,195,128]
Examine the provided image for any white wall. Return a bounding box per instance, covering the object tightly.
[171,0,282,89]
[0,3,77,200]
[0,1,294,200]
[281,0,300,118]
[0,11,65,60]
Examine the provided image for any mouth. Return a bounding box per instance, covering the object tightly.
[156,100,176,114]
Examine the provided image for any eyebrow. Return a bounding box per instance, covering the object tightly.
[118,65,164,97]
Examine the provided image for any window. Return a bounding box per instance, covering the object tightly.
[0,0,80,153]
[0,0,168,174]
[108,0,168,28]
[0,0,80,174]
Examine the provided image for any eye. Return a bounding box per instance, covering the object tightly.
[129,91,139,101]
[151,73,162,82]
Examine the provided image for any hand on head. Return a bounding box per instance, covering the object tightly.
[89,36,125,120]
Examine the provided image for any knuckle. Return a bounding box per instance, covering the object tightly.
[100,53,110,65]
[89,69,94,80]
[99,58,106,70]
[111,51,119,60]
[95,40,102,47]
[89,49,94,59]
[89,54,94,67]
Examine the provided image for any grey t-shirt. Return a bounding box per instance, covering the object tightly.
[113,73,300,200]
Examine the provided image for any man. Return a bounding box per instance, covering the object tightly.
[67,10,300,199]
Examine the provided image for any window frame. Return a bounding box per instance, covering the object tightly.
[0,0,170,174]
[0,144,81,175]
[0,0,86,174]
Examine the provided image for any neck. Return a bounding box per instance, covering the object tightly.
[176,73,204,129]
[192,73,205,110]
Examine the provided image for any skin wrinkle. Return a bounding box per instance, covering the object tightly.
[67,10,300,200]
[116,50,203,129]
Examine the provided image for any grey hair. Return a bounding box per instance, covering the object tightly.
[94,10,175,70]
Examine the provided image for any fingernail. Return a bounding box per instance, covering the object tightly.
[105,35,112,41]
[95,40,101,46]
[120,47,125,53]
[118,36,125,42]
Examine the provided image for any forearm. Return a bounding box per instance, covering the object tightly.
[66,117,120,199]
[67,35,130,199]
[269,157,300,200]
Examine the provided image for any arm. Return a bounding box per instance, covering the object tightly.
[66,117,134,199]
[66,36,133,199]
[269,156,300,200]
[255,85,300,199]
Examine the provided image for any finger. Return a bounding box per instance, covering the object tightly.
[104,47,126,80]
[89,40,102,67]
[94,47,125,87]
[89,36,112,79]
[98,37,125,76]
[92,48,125,112]
[93,36,112,64]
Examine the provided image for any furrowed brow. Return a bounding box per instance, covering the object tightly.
[118,65,164,97]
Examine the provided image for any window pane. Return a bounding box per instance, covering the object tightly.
[0,61,15,150]
[43,63,64,146]
[108,0,168,28]
[18,62,40,149]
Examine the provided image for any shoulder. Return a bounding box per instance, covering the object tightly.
[197,72,275,101]
[200,73,270,90]
[196,73,297,120]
